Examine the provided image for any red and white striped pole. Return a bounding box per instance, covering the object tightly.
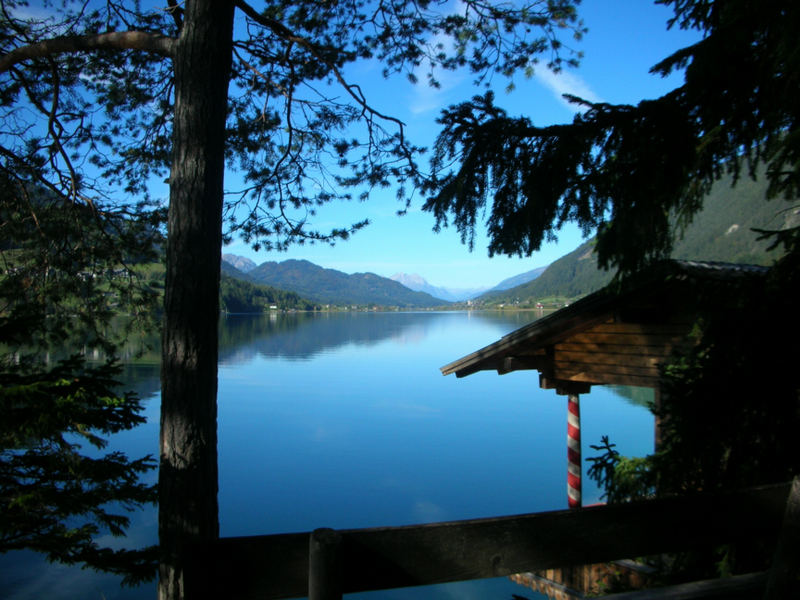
[567,393,581,509]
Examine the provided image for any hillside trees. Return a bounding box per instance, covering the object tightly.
[219,275,314,312]
[422,0,800,275]
[0,1,584,597]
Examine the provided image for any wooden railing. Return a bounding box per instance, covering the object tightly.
[195,479,798,600]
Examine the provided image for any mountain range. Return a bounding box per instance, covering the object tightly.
[389,273,488,302]
[221,169,795,309]
[490,267,548,291]
[222,253,257,273]
[239,259,445,307]
[220,256,548,308]
[389,267,547,301]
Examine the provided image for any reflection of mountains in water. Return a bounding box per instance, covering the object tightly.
[217,311,537,365]
[110,311,539,391]
[218,312,433,364]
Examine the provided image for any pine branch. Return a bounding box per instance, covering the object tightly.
[233,0,411,152]
[0,31,176,73]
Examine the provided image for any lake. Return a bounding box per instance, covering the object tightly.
[0,311,654,600]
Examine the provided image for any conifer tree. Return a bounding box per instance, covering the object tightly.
[422,0,800,274]
[0,175,161,582]
[0,1,583,596]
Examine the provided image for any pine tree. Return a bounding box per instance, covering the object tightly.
[422,0,800,274]
[0,174,161,582]
[0,2,584,596]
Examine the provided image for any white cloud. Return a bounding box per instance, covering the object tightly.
[535,67,603,111]
[409,71,467,115]
[408,1,469,115]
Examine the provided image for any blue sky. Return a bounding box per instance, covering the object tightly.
[222,1,702,289]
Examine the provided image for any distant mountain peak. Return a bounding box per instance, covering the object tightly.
[222,253,257,273]
[391,272,490,302]
[391,273,427,287]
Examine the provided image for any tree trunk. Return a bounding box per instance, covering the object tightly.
[159,1,234,598]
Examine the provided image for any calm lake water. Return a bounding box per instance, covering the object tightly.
[1,311,654,600]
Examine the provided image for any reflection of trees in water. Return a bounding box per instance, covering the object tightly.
[606,385,654,409]
[219,312,434,364]
[218,311,537,365]
[120,362,162,401]
[110,310,541,391]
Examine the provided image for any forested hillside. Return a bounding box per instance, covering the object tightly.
[479,240,610,304]
[134,261,317,312]
[479,172,799,306]
[219,275,315,312]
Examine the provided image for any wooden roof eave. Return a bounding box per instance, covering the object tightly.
[449,355,549,378]
[441,287,621,378]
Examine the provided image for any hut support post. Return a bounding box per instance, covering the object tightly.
[540,376,591,510]
[567,393,581,509]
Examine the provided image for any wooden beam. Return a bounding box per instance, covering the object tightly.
[551,361,661,380]
[589,322,693,336]
[539,363,661,388]
[452,359,504,378]
[555,372,661,388]
[545,371,660,389]
[499,356,545,374]
[540,375,592,395]
[566,331,689,347]
[201,482,791,599]
[309,528,343,600]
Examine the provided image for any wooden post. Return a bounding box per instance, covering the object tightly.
[309,528,342,600]
[567,393,581,509]
[653,387,662,451]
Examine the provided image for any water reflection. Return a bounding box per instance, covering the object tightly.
[606,385,655,409]
[1,310,654,600]
[218,310,538,365]
[104,311,541,403]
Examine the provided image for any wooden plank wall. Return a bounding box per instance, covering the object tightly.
[544,321,695,387]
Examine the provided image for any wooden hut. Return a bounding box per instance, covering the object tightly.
[442,260,769,505]
[441,260,768,387]
[440,260,772,597]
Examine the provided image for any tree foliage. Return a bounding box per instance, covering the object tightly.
[0,0,586,593]
[0,356,158,585]
[422,0,800,274]
[0,0,585,253]
[587,267,800,579]
[0,173,161,581]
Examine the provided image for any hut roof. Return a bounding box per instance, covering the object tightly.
[441,260,769,389]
